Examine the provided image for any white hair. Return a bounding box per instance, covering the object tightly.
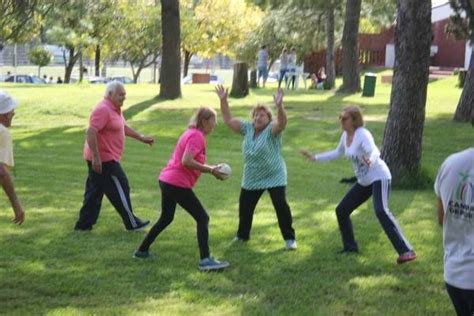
[104,81,124,97]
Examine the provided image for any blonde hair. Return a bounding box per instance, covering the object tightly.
[188,107,217,129]
[343,105,364,128]
[251,104,273,121]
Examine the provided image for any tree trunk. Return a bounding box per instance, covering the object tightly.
[79,50,83,83]
[64,48,79,84]
[159,0,181,99]
[183,50,192,78]
[325,1,336,89]
[95,45,101,76]
[230,62,249,98]
[453,50,474,122]
[338,0,361,93]
[381,0,431,184]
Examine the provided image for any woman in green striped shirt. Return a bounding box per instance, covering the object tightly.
[215,85,296,250]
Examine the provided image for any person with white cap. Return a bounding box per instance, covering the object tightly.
[0,91,24,225]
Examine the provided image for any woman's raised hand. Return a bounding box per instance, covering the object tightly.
[215,84,228,101]
[273,88,284,108]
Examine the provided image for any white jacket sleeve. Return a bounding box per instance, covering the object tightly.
[359,128,380,164]
[314,133,345,162]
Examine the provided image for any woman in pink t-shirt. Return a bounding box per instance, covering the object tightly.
[134,107,230,271]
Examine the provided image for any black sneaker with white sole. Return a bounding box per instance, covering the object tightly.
[127,220,151,232]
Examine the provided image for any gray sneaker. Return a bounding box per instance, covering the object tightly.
[285,239,297,250]
[199,257,230,271]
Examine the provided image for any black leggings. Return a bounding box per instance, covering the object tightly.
[335,180,412,254]
[446,282,474,316]
[138,181,210,259]
[237,186,295,241]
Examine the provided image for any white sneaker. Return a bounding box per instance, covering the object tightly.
[285,239,297,250]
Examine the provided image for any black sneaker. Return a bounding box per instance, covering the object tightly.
[128,220,151,232]
[74,226,92,231]
[133,250,150,259]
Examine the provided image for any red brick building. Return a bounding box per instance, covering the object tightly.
[304,1,468,74]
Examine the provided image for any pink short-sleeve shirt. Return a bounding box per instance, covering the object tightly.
[159,128,206,188]
[83,98,125,162]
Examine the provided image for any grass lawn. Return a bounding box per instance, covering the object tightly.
[0,75,470,315]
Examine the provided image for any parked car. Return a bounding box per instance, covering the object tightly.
[4,74,46,84]
[107,76,134,84]
[88,76,108,84]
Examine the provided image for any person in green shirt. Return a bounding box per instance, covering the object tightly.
[215,85,296,250]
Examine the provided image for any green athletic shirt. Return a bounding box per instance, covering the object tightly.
[240,120,287,190]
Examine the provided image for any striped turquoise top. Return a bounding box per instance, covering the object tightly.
[240,120,287,190]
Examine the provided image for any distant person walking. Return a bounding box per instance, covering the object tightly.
[301,105,416,264]
[0,92,24,225]
[286,48,297,89]
[435,148,474,316]
[75,81,154,231]
[278,48,289,89]
[257,45,269,88]
[134,107,230,271]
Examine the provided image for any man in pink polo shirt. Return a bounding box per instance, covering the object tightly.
[75,81,154,231]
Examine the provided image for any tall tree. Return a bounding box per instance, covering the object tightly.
[447,0,474,122]
[238,4,325,71]
[0,0,40,46]
[160,0,181,99]
[28,46,52,77]
[381,0,431,184]
[111,2,162,83]
[338,0,362,93]
[45,1,95,83]
[325,0,336,89]
[181,0,261,78]
[88,0,118,76]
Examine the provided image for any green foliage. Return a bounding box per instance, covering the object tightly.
[448,0,474,41]
[181,0,262,59]
[237,5,326,68]
[27,46,52,68]
[45,2,96,51]
[360,0,397,31]
[0,0,40,43]
[110,2,161,81]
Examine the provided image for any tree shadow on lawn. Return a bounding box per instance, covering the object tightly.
[123,97,167,120]
[1,101,456,313]
[216,188,445,314]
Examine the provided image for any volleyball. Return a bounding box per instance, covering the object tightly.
[218,163,232,179]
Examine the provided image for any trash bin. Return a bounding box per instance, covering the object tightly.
[362,73,377,97]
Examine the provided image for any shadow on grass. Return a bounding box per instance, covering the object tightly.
[0,97,458,314]
[123,97,166,120]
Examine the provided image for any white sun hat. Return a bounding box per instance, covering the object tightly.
[0,91,18,114]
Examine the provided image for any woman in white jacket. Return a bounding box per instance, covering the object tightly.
[302,105,416,264]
